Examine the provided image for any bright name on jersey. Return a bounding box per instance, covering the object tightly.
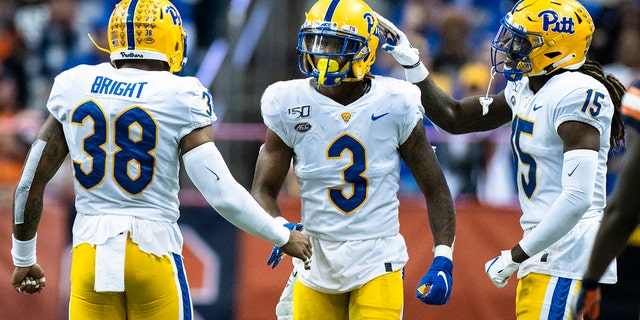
[91,76,148,99]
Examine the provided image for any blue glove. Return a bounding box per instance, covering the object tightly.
[416,256,453,305]
[267,222,303,269]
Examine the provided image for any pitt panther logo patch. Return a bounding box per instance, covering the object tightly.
[341,112,351,123]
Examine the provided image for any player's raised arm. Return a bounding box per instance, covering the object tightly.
[375,12,512,133]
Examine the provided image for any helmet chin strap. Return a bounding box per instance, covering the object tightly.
[479,67,497,115]
[317,58,340,86]
[88,33,111,54]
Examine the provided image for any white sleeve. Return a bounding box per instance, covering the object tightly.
[518,149,598,257]
[182,142,290,246]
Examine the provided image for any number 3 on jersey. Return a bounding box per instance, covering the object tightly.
[71,100,157,195]
[327,134,368,214]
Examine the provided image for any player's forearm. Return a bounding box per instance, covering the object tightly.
[184,142,290,246]
[400,126,456,246]
[250,138,292,219]
[427,197,456,247]
[519,150,597,258]
[13,120,68,240]
[424,186,456,247]
[417,77,510,133]
[415,77,461,133]
[251,190,284,219]
[12,192,44,240]
[13,151,57,240]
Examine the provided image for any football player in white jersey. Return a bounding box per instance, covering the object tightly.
[250,0,457,319]
[573,77,640,319]
[377,0,627,319]
[9,0,311,319]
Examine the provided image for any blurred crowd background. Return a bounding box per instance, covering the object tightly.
[2,0,639,203]
[0,0,638,319]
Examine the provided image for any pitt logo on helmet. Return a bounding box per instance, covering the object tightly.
[90,0,187,73]
[539,10,575,34]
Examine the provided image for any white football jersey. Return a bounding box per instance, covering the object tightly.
[262,76,423,241]
[505,71,616,282]
[47,63,215,254]
[261,76,423,292]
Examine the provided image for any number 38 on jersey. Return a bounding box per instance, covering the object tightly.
[71,100,157,195]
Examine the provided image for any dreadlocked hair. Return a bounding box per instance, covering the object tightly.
[578,60,626,150]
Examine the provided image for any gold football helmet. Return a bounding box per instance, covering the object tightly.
[97,0,187,73]
[297,0,379,86]
[491,0,594,82]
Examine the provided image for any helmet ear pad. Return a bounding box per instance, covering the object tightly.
[297,0,380,85]
[107,0,187,73]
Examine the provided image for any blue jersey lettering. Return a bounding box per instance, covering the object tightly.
[90,76,148,98]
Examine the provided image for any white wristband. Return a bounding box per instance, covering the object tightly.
[274,216,289,226]
[433,244,453,260]
[12,234,37,267]
[404,62,430,83]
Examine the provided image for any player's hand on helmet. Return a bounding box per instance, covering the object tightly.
[572,280,601,320]
[12,264,46,294]
[485,250,520,288]
[375,12,419,67]
[375,12,429,83]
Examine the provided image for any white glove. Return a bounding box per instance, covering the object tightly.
[375,12,429,83]
[484,250,520,288]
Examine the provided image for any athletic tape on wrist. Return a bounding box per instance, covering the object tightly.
[405,62,430,83]
[12,234,37,267]
[433,245,453,260]
[402,60,423,69]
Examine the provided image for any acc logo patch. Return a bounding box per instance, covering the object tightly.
[294,122,312,133]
